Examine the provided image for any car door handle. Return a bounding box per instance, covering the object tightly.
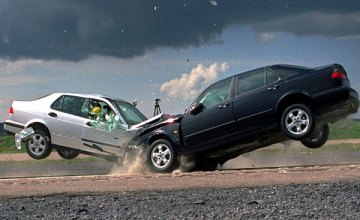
[218,103,230,109]
[85,121,92,126]
[267,85,279,91]
[48,112,57,117]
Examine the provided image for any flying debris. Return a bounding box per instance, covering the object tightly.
[132,99,138,107]
[209,0,217,6]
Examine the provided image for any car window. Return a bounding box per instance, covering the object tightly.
[51,95,86,117]
[198,77,232,108]
[86,98,124,131]
[113,100,147,126]
[51,96,63,111]
[237,68,265,95]
[266,68,280,84]
[270,67,304,78]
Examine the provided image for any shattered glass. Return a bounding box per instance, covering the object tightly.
[89,111,122,132]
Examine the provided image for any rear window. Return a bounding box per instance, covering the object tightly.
[51,95,86,117]
[270,66,309,79]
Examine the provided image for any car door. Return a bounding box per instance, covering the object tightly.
[81,98,133,156]
[181,77,236,149]
[232,67,286,134]
[47,95,87,149]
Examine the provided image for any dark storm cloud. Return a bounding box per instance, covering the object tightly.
[1,0,359,61]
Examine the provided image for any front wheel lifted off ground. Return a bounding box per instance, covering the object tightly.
[25,128,52,160]
[147,139,177,173]
[281,104,314,140]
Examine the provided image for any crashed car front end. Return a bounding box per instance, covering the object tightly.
[126,114,182,154]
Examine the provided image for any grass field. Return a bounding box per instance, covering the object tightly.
[0,135,25,154]
[328,119,360,140]
[1,119,359,154]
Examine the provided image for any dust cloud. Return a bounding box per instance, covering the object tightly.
[108,150,150,175]
[108,152,197,174]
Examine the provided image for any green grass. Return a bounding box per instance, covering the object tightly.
[0,135,25,153]
[329,119,360,140]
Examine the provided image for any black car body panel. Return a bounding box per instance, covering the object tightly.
[133,63,359,165]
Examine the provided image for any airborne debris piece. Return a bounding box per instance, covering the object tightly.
[132,99,138,107]
[209,0,217,6]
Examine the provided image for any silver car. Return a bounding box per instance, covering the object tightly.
[4,93,159,160]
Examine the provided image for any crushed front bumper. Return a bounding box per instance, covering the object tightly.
[14,127,35,150]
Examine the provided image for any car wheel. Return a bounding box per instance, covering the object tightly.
[301,124,329,149]
[281,104,314,140]
[147,139,177,173]
[25,128,52,160]
[57,148,80,159]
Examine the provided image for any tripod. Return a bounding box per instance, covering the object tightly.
[153,98,161,116]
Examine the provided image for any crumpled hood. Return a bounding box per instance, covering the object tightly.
[130,113,165,129]
[129,113,182,132]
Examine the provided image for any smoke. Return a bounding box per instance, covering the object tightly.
[109,150,195,174]
[160,62,229,99]
[109,149,151,175]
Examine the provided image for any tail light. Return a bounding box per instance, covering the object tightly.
[331,70,347,79]
[9,105,14,114]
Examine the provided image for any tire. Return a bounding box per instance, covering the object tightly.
[147,139,177,173]
[25,128,52,160]
[57,148,80,159]
[281,104,314,140]
[301,124,329,149]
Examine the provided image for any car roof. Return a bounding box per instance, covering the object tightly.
[269,64,311,70]
[51,92,128,103]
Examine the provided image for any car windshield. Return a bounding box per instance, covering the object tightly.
[111,99,147,126]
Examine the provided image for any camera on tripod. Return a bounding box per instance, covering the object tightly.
[154,98,161,116]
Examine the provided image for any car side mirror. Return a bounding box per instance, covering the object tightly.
[189,103,204,115]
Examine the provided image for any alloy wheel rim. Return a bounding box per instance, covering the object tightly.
[151,144,172,169]
[285,108,310,135]
[28,134,46,156]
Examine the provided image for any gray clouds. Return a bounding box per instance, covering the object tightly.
[1,0,360,61]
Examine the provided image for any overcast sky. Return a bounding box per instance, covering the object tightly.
[1,0,360,121]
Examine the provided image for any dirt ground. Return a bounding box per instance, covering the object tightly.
[0,139,359,198]
[0,164,359,198]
